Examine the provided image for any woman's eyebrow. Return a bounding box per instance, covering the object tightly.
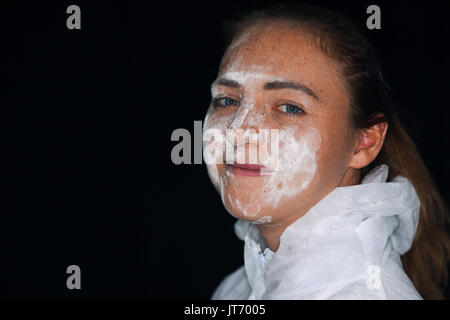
[212,78,319,101]
[263,81,319,100]
[212,78,241,89]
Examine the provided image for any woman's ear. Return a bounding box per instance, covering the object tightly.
[348,119,388,169]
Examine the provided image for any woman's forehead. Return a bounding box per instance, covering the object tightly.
[219,29,340,87]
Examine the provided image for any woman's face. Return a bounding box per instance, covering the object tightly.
[203,23,359,226]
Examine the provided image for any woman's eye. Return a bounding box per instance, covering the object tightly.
[212,97,240,107]
[279,104,304,114]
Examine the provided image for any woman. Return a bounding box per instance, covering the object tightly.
[203,4,450,299]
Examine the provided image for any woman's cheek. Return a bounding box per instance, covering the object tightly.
[203,110,322,223]
[219,124,322,223]
[262,125,321,209]
[203,111,233,189]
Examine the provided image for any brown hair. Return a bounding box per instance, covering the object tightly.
[223,3,450,299]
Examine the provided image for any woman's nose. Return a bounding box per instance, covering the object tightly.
[228,104,261,132]
[226,105,264,147]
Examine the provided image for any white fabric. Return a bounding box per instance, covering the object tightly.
[211,164,422,300]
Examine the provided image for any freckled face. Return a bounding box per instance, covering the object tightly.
[203,24,358,226]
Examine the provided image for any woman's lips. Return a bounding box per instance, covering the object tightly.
[227,163,269,177]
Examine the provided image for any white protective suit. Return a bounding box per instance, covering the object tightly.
[211,164,423,300]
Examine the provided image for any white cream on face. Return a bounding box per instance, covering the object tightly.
[224,125,321,218]
[203,70,321,223]
[229,103,251,129]
[263,125,321,208]
[203,107,232,189]
[251,216,272,224]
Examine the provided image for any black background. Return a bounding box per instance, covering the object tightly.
[3,0,450,299]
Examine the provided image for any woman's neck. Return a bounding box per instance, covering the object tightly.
[257,168,362,252]
[256,213,304,252]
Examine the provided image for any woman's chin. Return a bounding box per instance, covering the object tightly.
[223,203,272,223]
[248,215,273,224]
